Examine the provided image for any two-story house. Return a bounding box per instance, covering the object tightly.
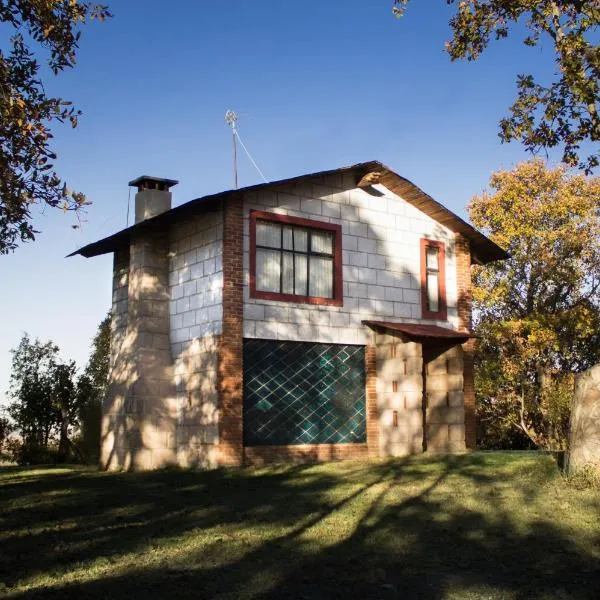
[71,161,507,470]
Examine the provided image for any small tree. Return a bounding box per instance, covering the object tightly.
[52,360,79,460]
[7,334,84,462]
[470,159,600,449]
[78,312,110,462]
[8,334,60,454]
[0,411,16,462]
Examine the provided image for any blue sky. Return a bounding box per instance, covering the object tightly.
[1,0,560,402]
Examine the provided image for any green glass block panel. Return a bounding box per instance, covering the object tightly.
[243,340,366,446]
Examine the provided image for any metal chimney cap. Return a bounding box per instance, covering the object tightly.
[128,175,179,191]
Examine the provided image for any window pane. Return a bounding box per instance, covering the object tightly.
[282,252,294,294]
[309,256,333,298]
[282,227,294,250]
[256,221,281,248]
[294,228,308,252]
[311,230,333,255]
[426,247,439,270]
[256,248,280,292]
[295,254,308,296]
[427,273,439,312]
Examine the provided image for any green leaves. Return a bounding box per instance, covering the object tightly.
[0,1,111,253]
[393,1,599,172]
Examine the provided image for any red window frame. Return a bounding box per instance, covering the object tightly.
[249,210,343,307]
[420,239,447,320]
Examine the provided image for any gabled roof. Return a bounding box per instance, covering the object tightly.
[69,160,507,264]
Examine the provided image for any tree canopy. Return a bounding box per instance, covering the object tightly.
[0,0,111,253]
[394,1,599,172]
[469,159,600,449]
[5,313,111,463]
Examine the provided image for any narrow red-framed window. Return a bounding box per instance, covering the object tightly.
[420,239,447,320]
[249,210,343,306]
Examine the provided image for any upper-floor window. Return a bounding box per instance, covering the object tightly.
[249,210,342,306]
[420,239,447,320]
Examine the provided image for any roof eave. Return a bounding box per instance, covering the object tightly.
[68,160,507,264]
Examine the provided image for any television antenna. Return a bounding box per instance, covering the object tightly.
[224,110,239,189]
[224,109,268,189]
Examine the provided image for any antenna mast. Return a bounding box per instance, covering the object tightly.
[225,110,239,189]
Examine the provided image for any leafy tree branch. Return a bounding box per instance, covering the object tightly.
[0,0,111,253]
[394,1,599,172]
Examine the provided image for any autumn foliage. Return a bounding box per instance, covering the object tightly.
[469,159,600,449]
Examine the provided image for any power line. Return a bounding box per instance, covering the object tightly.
[224,109,268,187]
[235,128,268,184]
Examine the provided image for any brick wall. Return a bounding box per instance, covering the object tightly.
[218,195,244,466]
[244,444,370,466]
[456,234,476,449]
[365,344,380,457]
[242,173,460,345]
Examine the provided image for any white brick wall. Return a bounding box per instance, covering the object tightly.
[242,174,459,345]
[168,210,223,350]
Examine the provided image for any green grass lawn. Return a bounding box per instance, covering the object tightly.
[0,452,598,599]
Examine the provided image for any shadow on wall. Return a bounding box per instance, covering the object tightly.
[102,330,221,471]
[102,177,472,469]
[1,454,598,598]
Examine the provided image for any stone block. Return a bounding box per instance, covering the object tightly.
[449,424,465,443]
[358,237,377,254]
[427,390,449,409]
[448,390,464,407]
[566,364,600,474]
[300,198,322,215]
[427,406,465,425]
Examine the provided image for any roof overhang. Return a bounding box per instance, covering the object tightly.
[362,320,476,343]
[69,160,508,263]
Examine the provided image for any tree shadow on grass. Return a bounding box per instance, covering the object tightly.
[1,453,598,599]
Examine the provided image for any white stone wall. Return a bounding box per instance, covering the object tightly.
[168,210,224,468]
[242,173,459,345]
[169,210,224,349]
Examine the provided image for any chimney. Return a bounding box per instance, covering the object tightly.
[128,175,178,223]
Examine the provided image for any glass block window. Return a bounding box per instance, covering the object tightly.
[250,210,343,306]
[243,340,366,446]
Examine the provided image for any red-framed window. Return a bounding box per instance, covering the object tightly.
[420,239,447,320]
[249,210,343,306]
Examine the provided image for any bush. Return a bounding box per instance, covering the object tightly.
[15,442,63,465]
[76,399,101,464]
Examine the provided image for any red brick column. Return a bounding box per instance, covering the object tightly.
[456,234,476,449]
[365,344,380,457]
[218,195,244,466]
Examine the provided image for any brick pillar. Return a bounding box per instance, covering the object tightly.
[365,344,380,457]
[218,195,244,466]
[456,234,476,449]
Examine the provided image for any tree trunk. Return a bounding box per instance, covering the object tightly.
[58,408,70,462]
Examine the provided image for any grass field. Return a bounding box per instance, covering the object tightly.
[0,452,598,599]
